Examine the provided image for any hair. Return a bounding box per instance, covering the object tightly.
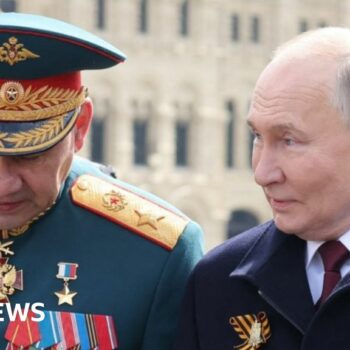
[272,27,350,125]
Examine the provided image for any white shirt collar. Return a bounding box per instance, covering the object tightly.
[306,229,350,268]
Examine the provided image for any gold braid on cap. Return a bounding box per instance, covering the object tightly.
[0,81,88,121]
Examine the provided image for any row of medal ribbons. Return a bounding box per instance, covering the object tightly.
[5,310,118,349]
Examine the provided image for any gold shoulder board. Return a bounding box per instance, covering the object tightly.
[70,174,190,250]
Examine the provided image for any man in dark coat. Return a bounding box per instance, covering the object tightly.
[173,27,350,349]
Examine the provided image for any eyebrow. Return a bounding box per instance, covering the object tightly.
[247,119,307,136]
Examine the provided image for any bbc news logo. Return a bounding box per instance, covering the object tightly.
[0,302,44,321]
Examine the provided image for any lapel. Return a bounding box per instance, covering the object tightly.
[230,223,315,334]
[332,267,350,294]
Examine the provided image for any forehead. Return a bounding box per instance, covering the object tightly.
[255,56,333,100]
[248,57,335,128]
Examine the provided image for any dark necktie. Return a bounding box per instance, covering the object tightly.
[318,240,350,304]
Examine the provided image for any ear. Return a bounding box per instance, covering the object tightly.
[74,98,93,152]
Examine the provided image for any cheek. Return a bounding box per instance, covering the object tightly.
[31,152,74,203]
[285,153,335,195]
[57,152,74,183]
[297,160,345,207]
[32,163,71,206]
[21,169,59,207]
[54,135,75,183]
[251,147,260,170]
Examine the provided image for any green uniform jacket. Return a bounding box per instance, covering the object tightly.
[0,157,204,349]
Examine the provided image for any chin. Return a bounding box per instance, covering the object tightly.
[274,216,300,235]
[0,223,18,230]
[275,221,319,240]
[0,215,31,231]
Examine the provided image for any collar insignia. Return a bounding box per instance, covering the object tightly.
[229,312,271,349]
[0,36,39,66]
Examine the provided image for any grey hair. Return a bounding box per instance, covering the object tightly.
[333,57,350,125]
[272,27,350,125]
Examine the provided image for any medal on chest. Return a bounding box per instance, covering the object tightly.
[0,240,23,302]
[54,262,79,306]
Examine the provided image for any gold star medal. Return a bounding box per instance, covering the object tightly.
[54,262,78,306]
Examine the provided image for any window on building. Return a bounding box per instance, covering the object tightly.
[179,0,189,37]
[91,118,106,163]
[132,100,152,165]
[139,0,148,33]
[0,0,16,12]
[176,120,189,166]
[299,19,308,33]
[133,119,149,165]
[226,101,235,168]
[227,210,259,239]
[96,0,106,29]
[250,16,260,43]
[230,14,240,42]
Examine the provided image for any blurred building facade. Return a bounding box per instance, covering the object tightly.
[2,0,349,249]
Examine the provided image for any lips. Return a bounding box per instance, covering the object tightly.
[0,201,24,212]
[268,197,296,211]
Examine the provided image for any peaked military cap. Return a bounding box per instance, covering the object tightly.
[0,12,126,155]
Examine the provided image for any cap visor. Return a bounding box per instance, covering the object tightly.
[0,108,78,156]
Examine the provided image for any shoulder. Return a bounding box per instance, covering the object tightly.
[68,159,196,251]
[195,221,274,274]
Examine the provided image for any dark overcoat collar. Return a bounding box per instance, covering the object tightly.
[230,222,315,334]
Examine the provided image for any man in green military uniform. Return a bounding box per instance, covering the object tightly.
[0,12,204,349]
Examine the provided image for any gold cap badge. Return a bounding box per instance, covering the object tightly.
[0,36,39,66]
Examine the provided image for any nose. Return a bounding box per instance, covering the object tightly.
[0,157,22,196]
[253,147,284,187]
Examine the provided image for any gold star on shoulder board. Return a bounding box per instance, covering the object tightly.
[135,209,165,230]
[54,284,77,306]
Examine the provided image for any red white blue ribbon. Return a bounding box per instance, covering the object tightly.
[56,262,79,280]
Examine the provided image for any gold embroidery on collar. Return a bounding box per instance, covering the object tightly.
[1,224,30,239]
[0,36,39,66]
[0,200,56,239]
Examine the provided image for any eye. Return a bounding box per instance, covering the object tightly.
[252,132,262,142]
[283,137,295,146]
[14,151,46,163]
[21,154,41,160]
